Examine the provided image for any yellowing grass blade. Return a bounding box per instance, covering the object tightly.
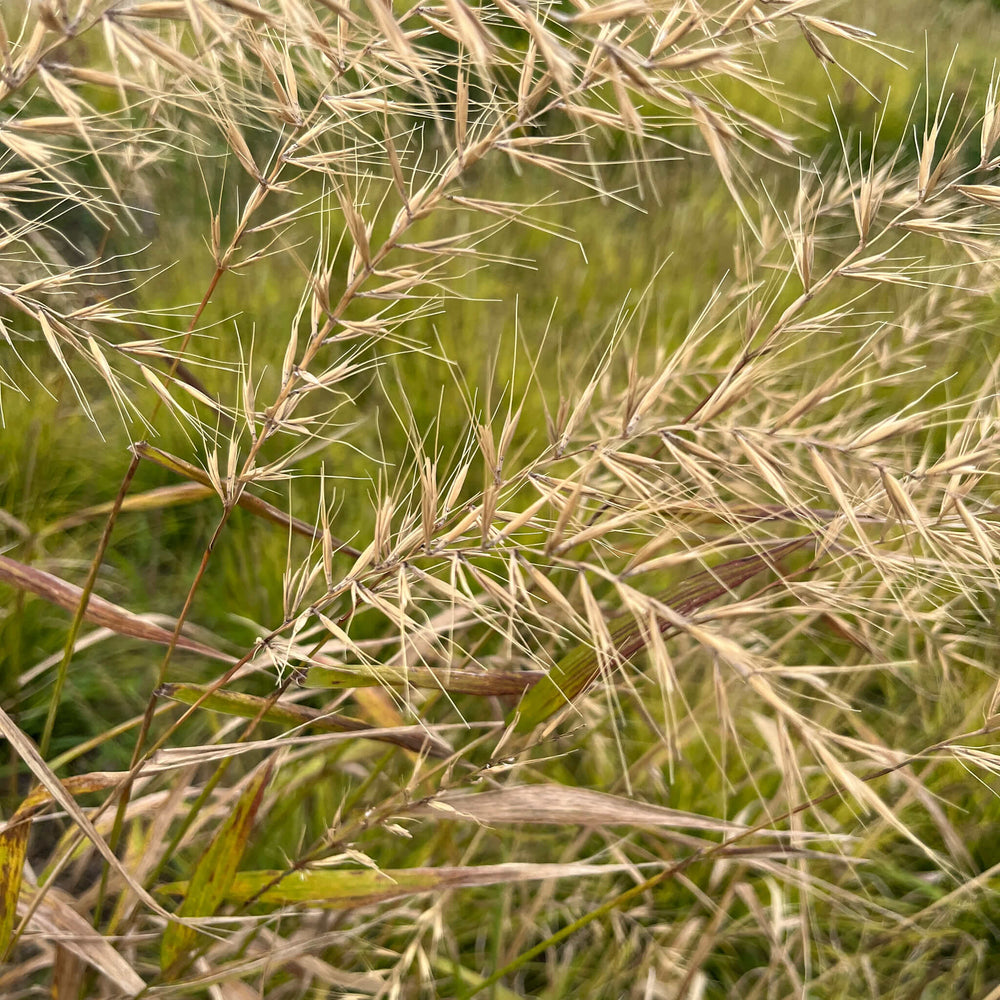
[0,816,28,958]
[159,861,641,909]
[512,538,812,732]
[11,770,131,819]
[160,761,272,974]
[40,481,213,536]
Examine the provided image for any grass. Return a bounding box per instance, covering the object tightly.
[2,0,1000,996]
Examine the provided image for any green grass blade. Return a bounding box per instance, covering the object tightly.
[512,538,812,731]
[160,761,272,974]
[158,861,639,909]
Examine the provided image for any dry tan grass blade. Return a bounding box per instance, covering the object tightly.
[0,555,231,662]
[16,884,145,994]
[0,705,185,928]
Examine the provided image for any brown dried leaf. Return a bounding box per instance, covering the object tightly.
[0,554,230,662]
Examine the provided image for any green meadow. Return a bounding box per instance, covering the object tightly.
[2,0,1000,996]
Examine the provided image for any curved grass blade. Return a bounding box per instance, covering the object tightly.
[160,761,272,974]
[0,705,179,926]
[0,554,231,663]
[10,771,135,819]
[17,885,145,994]
[511,538,813,731]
